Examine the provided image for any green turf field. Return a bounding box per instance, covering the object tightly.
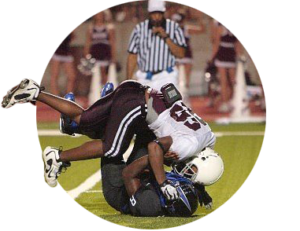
[38,122,265,229]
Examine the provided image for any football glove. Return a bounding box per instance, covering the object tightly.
[160,180,179,201]
[194,183,213,209]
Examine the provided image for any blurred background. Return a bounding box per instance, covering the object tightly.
[39,0,265,123]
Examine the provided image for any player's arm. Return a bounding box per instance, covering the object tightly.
[193,183,213,209]
[148,136,179,200]
[163,151,179,166]
[122,155,149,196]
[126,53,137,79]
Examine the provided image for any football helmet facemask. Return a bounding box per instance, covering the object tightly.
[172,147,224,186]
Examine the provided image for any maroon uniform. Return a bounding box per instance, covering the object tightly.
[214,24,237,68]
[89,25,112,66]
[79,81,148,158]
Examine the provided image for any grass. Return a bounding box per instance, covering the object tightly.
[38,122,265,229]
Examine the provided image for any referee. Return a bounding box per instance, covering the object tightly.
[126,0,187,90]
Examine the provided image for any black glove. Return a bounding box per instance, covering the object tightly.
[194,183,213,209]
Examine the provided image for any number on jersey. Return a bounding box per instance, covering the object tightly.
[170,103,207,131]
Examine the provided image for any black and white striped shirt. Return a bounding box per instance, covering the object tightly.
[128,19,187,73]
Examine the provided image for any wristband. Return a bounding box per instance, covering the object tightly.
[159,179,170,188]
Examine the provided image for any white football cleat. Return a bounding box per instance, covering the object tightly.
[2,79,43,109]
[42,146,70,187]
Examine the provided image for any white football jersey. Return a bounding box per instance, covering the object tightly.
[147,98,216,161]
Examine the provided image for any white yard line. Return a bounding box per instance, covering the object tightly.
[38,130,82,137]
[84,190,103,193]
[214,131,264,137]
[67,170,101,199]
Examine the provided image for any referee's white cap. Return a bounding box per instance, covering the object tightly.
[148,0,166,13]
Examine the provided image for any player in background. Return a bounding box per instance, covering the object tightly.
[211,20,242,113]
[122,146,213,216]
[50,32,76,96]
[172,9,205,89]
[84,10,116,85]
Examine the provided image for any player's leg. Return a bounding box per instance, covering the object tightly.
[1,77,84,123]
[43,82,144,187]
[101,157,129,213]
[37,92,83,124]
[42,85,117,187]
[123,143,163,217]
[128,181,163,217]
[101,126,155,213]
[42,140,105,187]
[59,140,104,162]
[101,82,147,159]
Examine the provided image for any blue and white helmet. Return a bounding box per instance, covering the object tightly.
[166,181,198,217]
[163,172,198,217]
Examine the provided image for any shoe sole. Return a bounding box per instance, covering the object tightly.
[2,79,30,108]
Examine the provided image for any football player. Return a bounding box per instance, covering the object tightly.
[2,79,223,202]
[101,144,202,217]
[122,145,213,216]
[59,85,213,215]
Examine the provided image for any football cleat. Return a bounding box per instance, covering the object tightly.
[42,146,70,187]
[101,82,114,97]
[59,92,80,136]
[2,79,43,109]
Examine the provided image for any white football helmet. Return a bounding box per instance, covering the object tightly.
[173,147,224,186]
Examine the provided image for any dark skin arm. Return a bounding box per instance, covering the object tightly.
[164,151,179,166]
[148,136,173,185]
[122,151,179,196]
[122,156,149,196]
